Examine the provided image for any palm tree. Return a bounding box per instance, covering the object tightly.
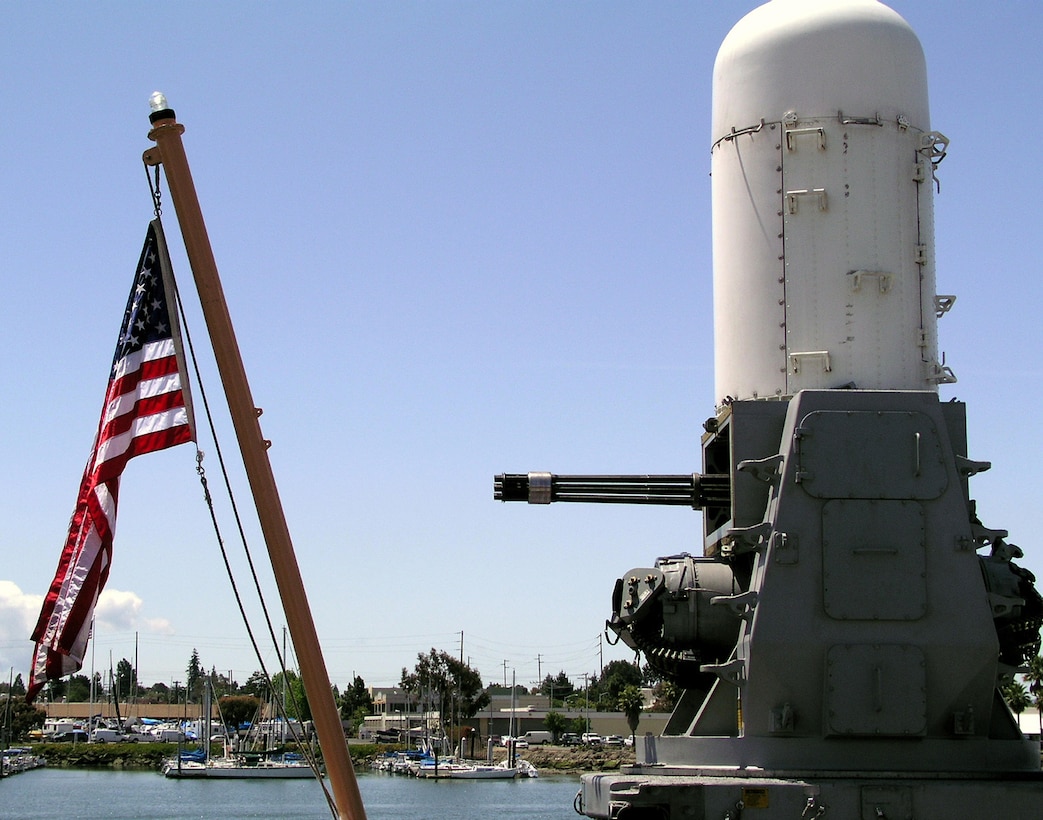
[1024,655,1043,738]
[1001,679,1031,716]
[617,685,644,746]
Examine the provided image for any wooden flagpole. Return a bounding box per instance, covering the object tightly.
[144,98,366,820]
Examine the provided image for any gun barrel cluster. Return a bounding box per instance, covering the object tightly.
[494,472,729,509]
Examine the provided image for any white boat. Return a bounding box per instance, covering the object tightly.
[162,751,317,779]
[414,757,538,779]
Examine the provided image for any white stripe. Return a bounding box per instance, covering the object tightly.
[103,370,183,425]
[41,482,114,650]
[94,406,189,466]
[110,339,175,382]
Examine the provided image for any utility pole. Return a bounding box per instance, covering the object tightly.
[584,672,590,734]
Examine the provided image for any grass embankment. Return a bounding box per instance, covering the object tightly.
[28,741,177,769]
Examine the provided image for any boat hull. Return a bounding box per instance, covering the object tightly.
[162,758,317,779]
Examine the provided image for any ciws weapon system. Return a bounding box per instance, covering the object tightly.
[495,2,1043,817]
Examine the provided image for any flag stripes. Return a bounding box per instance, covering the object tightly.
[27,220,192,703]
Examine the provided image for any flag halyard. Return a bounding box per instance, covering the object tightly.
[28,220,193,703]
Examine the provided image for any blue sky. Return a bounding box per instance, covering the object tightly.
[2,1,1042,695]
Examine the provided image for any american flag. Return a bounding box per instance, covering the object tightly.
[28,220,193,702]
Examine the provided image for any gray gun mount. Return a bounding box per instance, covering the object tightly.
[496,390,1043,817]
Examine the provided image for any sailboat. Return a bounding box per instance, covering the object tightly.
[162,682,318,779]
[163,750,315,779]
[414,758,537,780]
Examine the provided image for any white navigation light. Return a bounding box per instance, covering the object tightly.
[149,91,169,113]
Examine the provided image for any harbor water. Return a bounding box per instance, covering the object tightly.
[1,768,585,819]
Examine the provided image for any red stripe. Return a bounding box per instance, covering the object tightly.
[94,422,192,484]
[109,353,181,399]
[100,388,187,445]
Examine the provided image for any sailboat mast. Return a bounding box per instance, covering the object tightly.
[144,97,366,820]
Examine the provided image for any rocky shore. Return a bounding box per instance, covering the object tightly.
[477,744,635,774]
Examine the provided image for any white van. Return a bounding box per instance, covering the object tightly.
[91,728,130,743]
[523,730,553,745]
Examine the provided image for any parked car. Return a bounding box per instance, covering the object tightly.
[50,730,89,743]
[581,733,603,746]
[522,730,553,745]
[561,733,581,746]
[604,735,624,746]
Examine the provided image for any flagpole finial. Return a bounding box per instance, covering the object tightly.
[148,91,175,124]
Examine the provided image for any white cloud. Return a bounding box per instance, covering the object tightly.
[94,588,143,632]
[0,583,177,677]
[0,580,43,676]
[144,617,175,636]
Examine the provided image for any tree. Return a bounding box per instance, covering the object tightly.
[242,670,270,698]
[340,675,374,735]
[544,710,570,743]
[116,658,134,700]
[651,680,680,713]
[186,649,204,703]
[66,674,92,703]
[400,648,490,725]
[1026,655,1043,738]
[2,699,45,741]
[272,670,311,722]
[10,674,26,697]
[617,685,644,743]
[219,695,261,730]
[601,660,643,702]
[210,670,238,698]
[539,671,574,701]
[1002,679,1031,716]
[141,681,170,704]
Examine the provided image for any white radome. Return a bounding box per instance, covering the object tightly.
[711,0,954,405]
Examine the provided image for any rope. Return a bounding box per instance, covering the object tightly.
[155,208,338,816]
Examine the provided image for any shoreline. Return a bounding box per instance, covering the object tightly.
[26,740,635,775]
